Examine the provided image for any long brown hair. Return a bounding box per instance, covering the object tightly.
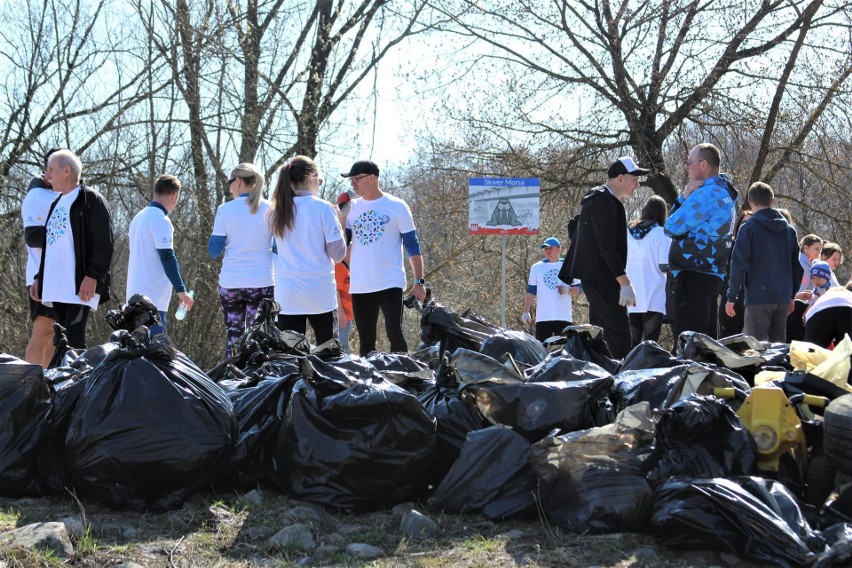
[629,195,668,228]
[269,155,318,237]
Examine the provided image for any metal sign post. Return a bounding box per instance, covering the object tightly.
[468,178,540,326]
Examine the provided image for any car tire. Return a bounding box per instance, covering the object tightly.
[824,394,852,475]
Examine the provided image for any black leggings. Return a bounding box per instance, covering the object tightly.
[52,302,92,349]
[629,312,663,346]
[351,288,406,356]
[277,311,336,345]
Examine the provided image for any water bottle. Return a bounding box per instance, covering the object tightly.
[174,290,195,321]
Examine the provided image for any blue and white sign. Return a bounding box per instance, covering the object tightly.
[468,177,540,235]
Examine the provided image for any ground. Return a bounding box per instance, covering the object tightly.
[0,491,758,567]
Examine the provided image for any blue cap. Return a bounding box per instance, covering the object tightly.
[541,237,561,249]
[811,260,832,281]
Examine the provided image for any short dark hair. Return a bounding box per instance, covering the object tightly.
[695,143,721,169]
[154,174,181,196]
[747,182,773,207]
[799,234,822,251]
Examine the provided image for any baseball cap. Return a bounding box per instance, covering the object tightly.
[340,160,380,178]
[607,156,651,178]
[811,260,832,281]
[541,237,561,249]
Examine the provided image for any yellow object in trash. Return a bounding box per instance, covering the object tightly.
[736,385,804,473]
[789,336,852,392]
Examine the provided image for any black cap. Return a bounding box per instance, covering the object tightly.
[606,156,651,178]
[341,160,380,178]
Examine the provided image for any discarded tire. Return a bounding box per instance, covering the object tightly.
[824,394,852,475]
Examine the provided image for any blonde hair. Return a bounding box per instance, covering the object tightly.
[230,163,265,214]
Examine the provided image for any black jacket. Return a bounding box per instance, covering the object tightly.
[35,185,114,303]
[560,186,627,285]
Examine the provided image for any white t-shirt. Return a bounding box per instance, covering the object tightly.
[626,224,671,314]
[346,194,416,294]
[274,195,344,314]
[527,259,575,322]
[127,204,175,310]
[21,183,58,285]
[211,197,275,288]
[805,287,852,322]
[41,188,100,309]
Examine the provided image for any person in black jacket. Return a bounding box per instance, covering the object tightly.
[29,150,114,349]
[560,157,649,359]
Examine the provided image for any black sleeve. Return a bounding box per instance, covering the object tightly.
[589,197,625,280]
[24,226,45,248]
[85,193,115,281]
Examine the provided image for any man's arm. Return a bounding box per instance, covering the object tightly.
[664,181,708,239]
[407,254,426,301]
[24,226,45,248]
[588,197,629,285]
[725,227,750,303]
[84,193,114,281]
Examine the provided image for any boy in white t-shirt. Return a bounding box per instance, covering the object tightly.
[341,160,427,356]
[521,237,580,342]
[21,147,60,366]
[127,175,194,336]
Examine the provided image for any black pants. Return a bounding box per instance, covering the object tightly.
[534,320,571,342]
[52,302,91,349]
[673,271,724,339]
[583,281,631,359]
[629,312,663,347]
[804,307,852,348]
[277,311,336,345]
[352,288,406,356]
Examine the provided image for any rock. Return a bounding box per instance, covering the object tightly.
[282,505,322,523]
[347,543,383,559]
[400,510,438,539]
[336,523,365,536]
[238,489,263,507]
[244,525,275,541]
[500,529,526,539]
[60,516,85,539]
[634,546,658,563]
[391,502,416,517]
[2,522,74,558]
[267,524,315,551]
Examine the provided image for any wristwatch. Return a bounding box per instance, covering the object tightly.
[412,278,426,286]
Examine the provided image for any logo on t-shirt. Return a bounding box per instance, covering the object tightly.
[46,206,69,245]
[543,268,561,290]
[353,210,391,246]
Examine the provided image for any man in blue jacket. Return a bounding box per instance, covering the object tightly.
[724,182,801,343]
[664,143,737,339]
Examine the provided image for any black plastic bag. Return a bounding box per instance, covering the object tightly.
[430,426,537,520]
[65,334,236,511]
[0,355,51,496]
[555,325,620,374]
[273,355,436,513]
[661,363,750,408]
[619,341,681,371]
[652,476,824,567]
[366,352,434,392]
[525,355,611,384]
[480,330,548,366]
[611,365,689,413]
[530,402,656,533]
[450,348,525,385]
[419,303,497,353]
[648,394,757,485]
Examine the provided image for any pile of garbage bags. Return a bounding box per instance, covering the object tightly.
[3,296,852,566]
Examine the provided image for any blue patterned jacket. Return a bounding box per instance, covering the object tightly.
[664,174,738,280]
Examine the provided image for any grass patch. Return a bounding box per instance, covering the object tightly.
[461,534,498,552]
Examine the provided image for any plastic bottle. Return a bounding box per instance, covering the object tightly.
[174,290,195,321]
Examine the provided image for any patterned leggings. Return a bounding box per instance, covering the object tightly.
[219,286,274,357]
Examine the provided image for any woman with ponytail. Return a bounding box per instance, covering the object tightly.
[269,155,346,344]
[208,163,274,357]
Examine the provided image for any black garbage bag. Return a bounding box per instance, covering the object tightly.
[430,425,537,520]
[648,394,757,486]
[652,476,825,567]
[530,402,656,533]
[677,332,774,384]
[480,330,548,367]
[662,363,750,408]
[815,524,852,567]
[105,293,160,333]
[65,333,236,511]
[417,383,490,483]
[525,355,612,384]
[460,365,614,441]
[47,323,81,370]
[273,355,436,513]
[451,348,525,385]
[222,374,300,491]
[419,303,497,353]
[555,325,620,374]
[0,355,51,496]
[366,352,434,392]
[619,341,681,371]
[611,365,689,413]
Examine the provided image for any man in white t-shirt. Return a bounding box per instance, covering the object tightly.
[341,160,426,356]
[21,147,60,366]
[522,237,580,342]
[29,150,114,350]
[127,174,194,336]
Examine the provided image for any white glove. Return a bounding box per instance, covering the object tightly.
[521,312,532,325]
[618,285,636,307]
